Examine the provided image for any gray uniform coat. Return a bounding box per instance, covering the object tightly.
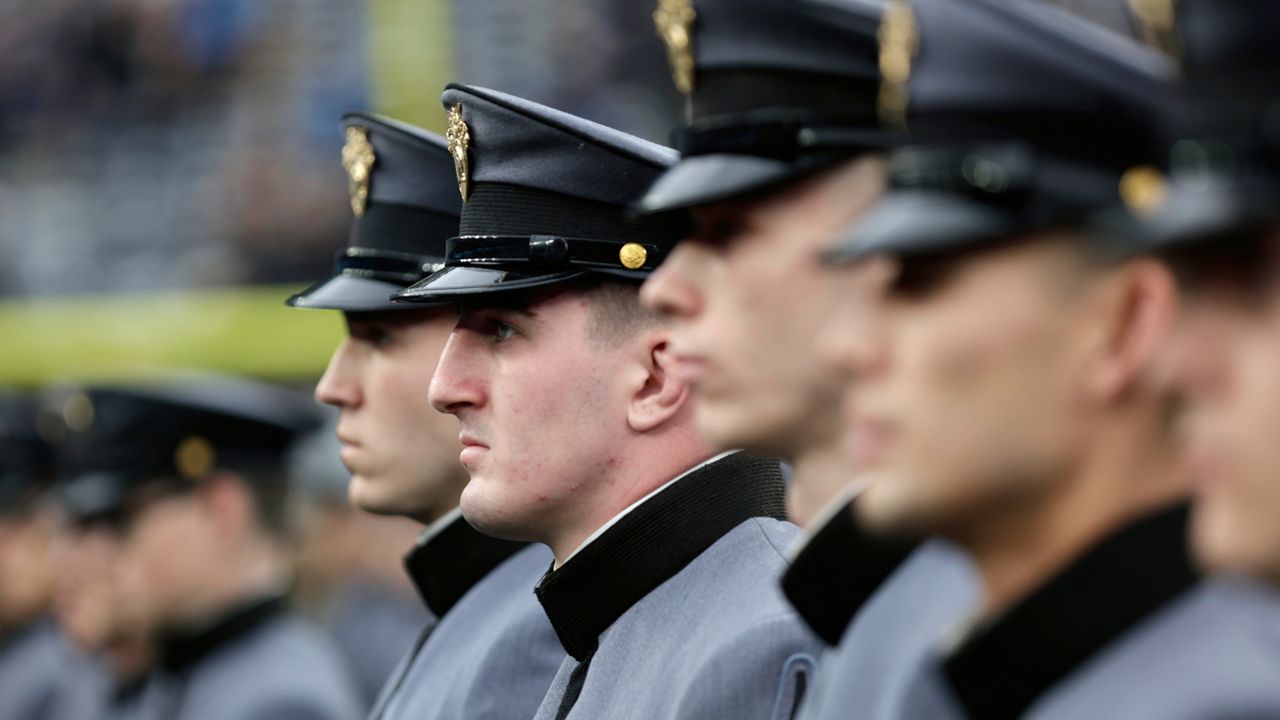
[367,513,562,720]
[795,540,979,720]
[893,504,1280,720]
[139,597,362,720]
[531,452,823,720]
[0,618,70,720]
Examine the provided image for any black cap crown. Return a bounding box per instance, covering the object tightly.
[288,114,461,312]
[393,84,683,303]
[1143,0,1280,248]
[47,377,321,522]
[0,392,54,513]
[637,0,887,215]
[829,0,1174,262]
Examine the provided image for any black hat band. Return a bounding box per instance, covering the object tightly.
[908,113,1160,175]
[459,183,681,247]
[334,247,445,285]
[446,235,665,273]
[351,202,457,257]
[676,107,889,161]
[890,142,1124,224]
[691,69,880,122]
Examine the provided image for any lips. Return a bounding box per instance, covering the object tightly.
[844,414,896,467]
[671,353,712,385]
[458,431,489,449]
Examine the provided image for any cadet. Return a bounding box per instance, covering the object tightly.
[289,112,562,720]
[634,0,969,660]
[394,84,821,720]
[49,379,362,720]
[819,0,1280,717]
[0,391,73,720]
[1142,0,1280,590]
[284,425,426,711]
[53,435,159,720]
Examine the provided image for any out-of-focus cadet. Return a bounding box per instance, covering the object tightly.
[49,379,363,720]
[286,424,427,712]
[289,113,562,720]
[395,83,821,720]
[50,388,161,720]
[1141,0,1280,593]
[634,0,973,674]
[0,391,84,720]
[816,0,1280,718]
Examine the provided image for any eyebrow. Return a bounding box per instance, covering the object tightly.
[456,296,540,318]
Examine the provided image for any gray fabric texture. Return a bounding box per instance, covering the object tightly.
[136,614,362,720]
[532,517,822,720]
[369,543,562,720]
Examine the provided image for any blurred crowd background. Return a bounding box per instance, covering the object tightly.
[0,0,1160,716]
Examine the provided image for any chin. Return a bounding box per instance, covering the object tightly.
[459,484,535,542]
[1191,505,1260,577]
[694,399,772,453]
[348,476,415,518]
[854,478,934,539]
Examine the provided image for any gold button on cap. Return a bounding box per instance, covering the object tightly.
[619,243,648,270]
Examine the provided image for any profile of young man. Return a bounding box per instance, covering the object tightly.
[0,392,88,720]
[1142,0,1280,594]
[393,84,821,720]
[815,0,1280,717]
[288,113,562,720]
[48,379,363,720]
[634,0,935,652]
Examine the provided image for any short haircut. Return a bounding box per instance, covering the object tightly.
[577,279,663,344]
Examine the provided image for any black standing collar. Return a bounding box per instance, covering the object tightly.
[535,452,787,661]
[159,595,286,674]
[781,492,919,646]
[943,502,1197,720]
[403,510,529,617]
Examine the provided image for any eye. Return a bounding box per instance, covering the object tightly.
[349,322,394,348]
[491,320,518,341]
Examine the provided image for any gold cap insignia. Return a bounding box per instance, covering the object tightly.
[878,0,919,130]
[1128,0,1178,56]
[61,392,95,434]
[446,104,472,201]
[342,126,376,217]
[175,436,216,480]
[1119,165,1168,217]
[654,0,697,95]
[619,243,649,270]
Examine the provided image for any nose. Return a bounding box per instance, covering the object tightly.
[429,331,486,415]
[641,243,705,320]
[817,265,891,380]
[316,339,362,409]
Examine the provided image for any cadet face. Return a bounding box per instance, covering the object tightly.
[641,157,886,459]
[824,237,1091,537]
[429,287,640,543]
[53,521,150,652]
[0,507,56,630]
[1161,238,1280,581]
[316,308,466,522]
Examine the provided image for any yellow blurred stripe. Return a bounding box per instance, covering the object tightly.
[368,0,453,133]
[0,286,343,385]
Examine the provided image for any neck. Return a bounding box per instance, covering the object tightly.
[548,445,725,568]
[964,419,1187,620]
[170,543,287,630]
[786,439,853,528]
[106,633,155,685]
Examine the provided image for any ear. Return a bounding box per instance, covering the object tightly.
[1089,259,1179,401]
[196,472,254,541]
[625,330,692,433]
